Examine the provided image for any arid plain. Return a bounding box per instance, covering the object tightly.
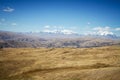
[0,45,120,80]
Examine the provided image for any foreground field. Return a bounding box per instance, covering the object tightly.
[0,46,120,80]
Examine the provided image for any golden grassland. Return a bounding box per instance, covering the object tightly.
[0,46,120,80]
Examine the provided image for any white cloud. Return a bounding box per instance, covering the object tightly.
[115,28,120,31]
[92,26,113,35]
[44,25,50,28]
[11,23,17,26]
[3,7,14,12]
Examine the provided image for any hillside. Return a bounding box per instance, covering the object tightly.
[0,31,120,48]
[0,46,120,80]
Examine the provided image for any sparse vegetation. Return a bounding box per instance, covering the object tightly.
[0,46,120,80]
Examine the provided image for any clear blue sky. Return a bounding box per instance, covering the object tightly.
[0,0,120,35]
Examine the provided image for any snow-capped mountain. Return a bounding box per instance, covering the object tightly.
[42,29,77,34]
[27,30,119,39]
[86,34,119,39]
[95,31,114,36]
[0,30,120,48]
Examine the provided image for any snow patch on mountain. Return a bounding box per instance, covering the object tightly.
[43,29,77,34]
[92,26,114,36]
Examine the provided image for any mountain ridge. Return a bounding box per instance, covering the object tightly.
[0,30,120,48]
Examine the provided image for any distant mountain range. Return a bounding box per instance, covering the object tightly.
[42,29,77,35]
[0,30,120,48]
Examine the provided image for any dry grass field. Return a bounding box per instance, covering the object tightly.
[0,46,120,80]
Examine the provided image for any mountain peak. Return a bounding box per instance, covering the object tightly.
[42,29,77,35]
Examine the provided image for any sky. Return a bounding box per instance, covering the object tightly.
[0,0,120,35]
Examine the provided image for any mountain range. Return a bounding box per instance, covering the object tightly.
[0,30,120,48]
